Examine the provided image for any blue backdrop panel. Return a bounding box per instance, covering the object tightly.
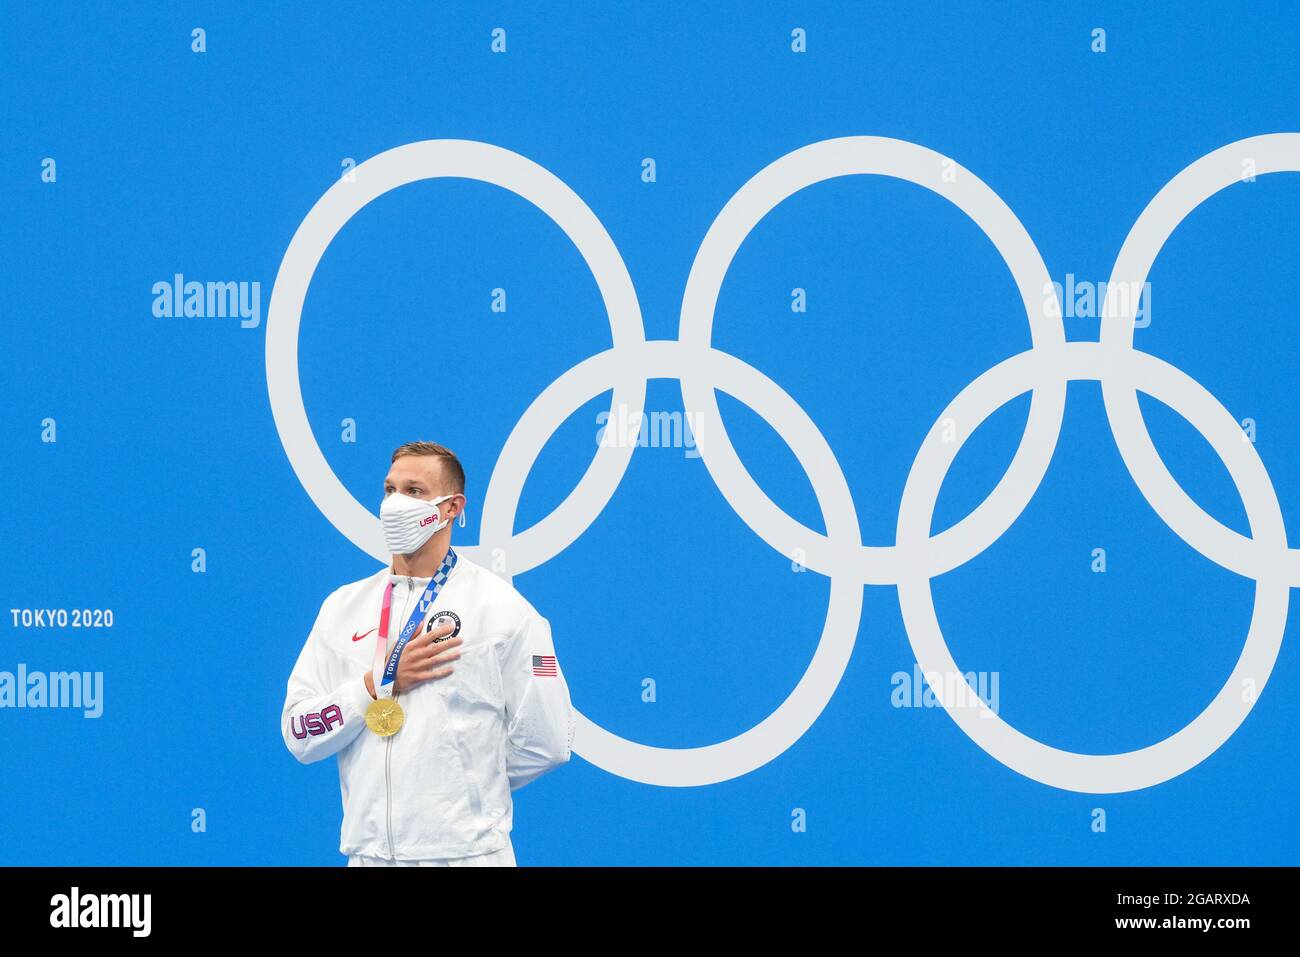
[2,1,1298,864]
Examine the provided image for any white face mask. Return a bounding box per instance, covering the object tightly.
[380,491,461,556]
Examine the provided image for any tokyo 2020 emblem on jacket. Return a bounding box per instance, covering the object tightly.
[282,552,576,861]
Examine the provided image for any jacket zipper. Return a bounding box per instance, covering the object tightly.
[384,575,416,860]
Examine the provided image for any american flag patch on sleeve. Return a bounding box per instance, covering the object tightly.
[532,654,557,677]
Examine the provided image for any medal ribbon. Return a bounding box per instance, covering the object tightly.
[370,547,458,699]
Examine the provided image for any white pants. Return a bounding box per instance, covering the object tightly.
[347,840,516,867]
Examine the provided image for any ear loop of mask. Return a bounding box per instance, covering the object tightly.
[438,493,466,529]
[440,492,467,528]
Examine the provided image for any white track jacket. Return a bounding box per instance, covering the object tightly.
[281,552,575,861]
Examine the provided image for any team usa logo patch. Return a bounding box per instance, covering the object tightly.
[427,611,461,641]
[532,654,557,677]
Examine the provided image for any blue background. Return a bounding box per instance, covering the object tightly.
[2,1,1298,865]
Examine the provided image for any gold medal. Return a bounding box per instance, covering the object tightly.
[365,696,405,736]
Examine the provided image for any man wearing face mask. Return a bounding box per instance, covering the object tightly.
[281,441,576,866]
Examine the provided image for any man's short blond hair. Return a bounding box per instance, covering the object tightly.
[390,441,465,494]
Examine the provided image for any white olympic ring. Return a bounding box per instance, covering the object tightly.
[266,133,1300,794]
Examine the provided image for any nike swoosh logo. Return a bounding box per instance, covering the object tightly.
[351,628,378,642]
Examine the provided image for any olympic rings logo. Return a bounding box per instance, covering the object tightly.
[267,133,1300,794]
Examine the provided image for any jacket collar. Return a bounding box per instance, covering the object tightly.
[384,545,460,591]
